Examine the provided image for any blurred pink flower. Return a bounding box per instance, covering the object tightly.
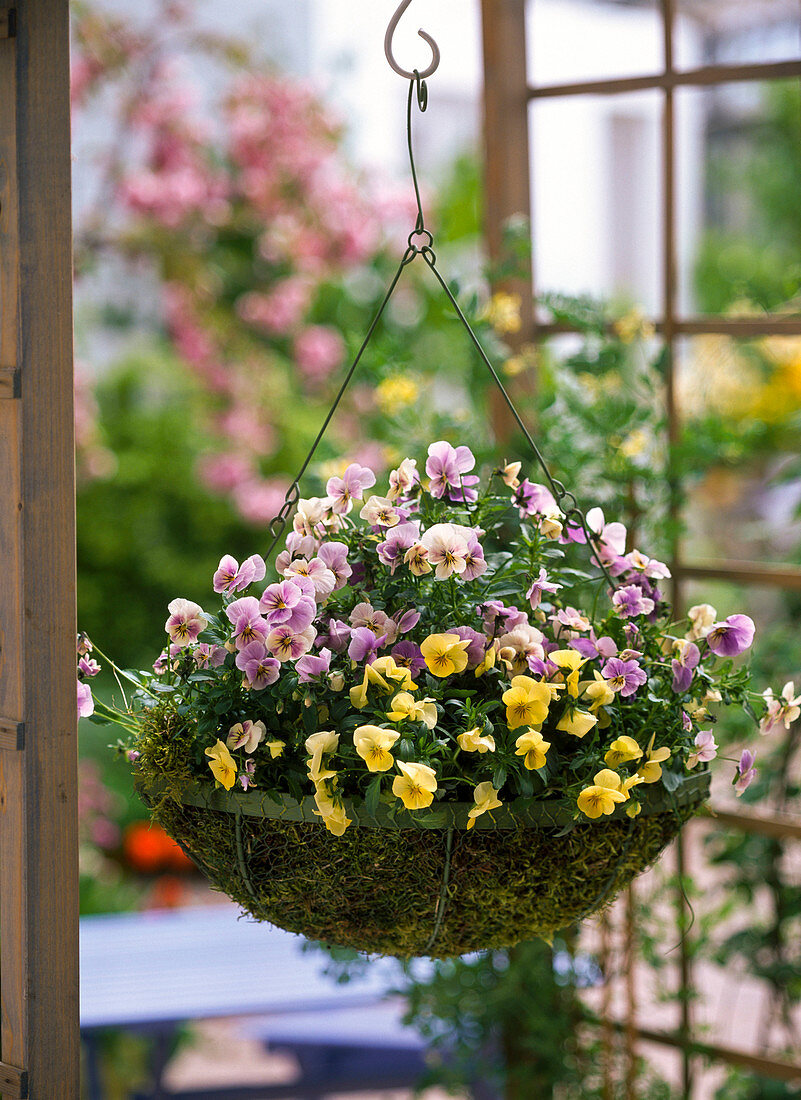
[294,326,345,383]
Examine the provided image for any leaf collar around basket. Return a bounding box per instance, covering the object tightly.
[136,769,710,832]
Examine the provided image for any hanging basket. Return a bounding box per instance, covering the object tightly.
[137,770,709,957]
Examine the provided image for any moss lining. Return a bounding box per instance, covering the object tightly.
[145,792,695,957]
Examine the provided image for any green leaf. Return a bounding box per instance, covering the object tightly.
[365,775,382,818]
[661,767,683,793]
[493,766,507,790]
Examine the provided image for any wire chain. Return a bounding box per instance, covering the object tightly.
[263,74,618,592]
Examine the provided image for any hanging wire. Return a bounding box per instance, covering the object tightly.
[264,71,619,591]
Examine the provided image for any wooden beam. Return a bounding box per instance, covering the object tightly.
[675,560,801,592]
[0,1064,26,1100]
[704,807,801,843]
[0,2,78,1096]
[480,0,534,444]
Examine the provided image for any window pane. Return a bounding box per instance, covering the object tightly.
[674,0,801,71]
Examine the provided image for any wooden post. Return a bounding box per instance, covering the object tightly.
[480,0,535,443]
[0,2,79,1097]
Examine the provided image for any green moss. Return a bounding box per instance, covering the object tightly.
[144,793,694,958]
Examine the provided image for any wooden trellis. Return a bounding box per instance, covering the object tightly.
[0,1,78,1097]
[480,0,801,1095]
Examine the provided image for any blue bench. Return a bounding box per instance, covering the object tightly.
[80,906,451,1099]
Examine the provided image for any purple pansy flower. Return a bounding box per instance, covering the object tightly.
[392,640,427,678]
[296,648,333,684]
[526,568,562,609]
[317,542,352,590]
[425,441,480,503]
[213,553,267,594]
[78,656,101,678]
[671,641,700,694]
[348,626,387,664]
[687,730,718,769]
[513,479,557,519]
[260,579,315,626]
[601,657,648,697]
[612,584,655,619]
[316,617,351,653]
[235,641,280,689]
[735,749,757,796]
[450,626,486,669]
[326,463,376,514]
[480,600,528,635]
[570,630,618,661]
[226,596,270,651]
[461,533,488,581]
[377,521,421,574]
[77,680,94,718]
[706,614,755,658]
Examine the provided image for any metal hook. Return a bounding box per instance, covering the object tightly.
[384,0,441,80]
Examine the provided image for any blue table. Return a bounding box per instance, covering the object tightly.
[79,905,443,1099]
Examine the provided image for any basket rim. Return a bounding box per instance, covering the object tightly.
[136,769,710,831]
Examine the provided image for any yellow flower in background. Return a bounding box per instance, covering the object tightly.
[392,760,438,810]
[458,727,496,754]
[626,801,642,818]
[614,307,655,344]
[577,784,627,819]
[556,708,598,739]
[421,633,470,678]
[515,728,550,771]
[467,782,503,829]
[618,428,649,459]
[502,675,552,729]
[375,374,420,414]
[305,730,339,782]
[205,740,237,790]
[265,740,285,759]
[637,734,671,784]
[353,725,400,772]
[482,291,522,334]
[604,736,642,768]
[474,644,497,677]
[386,692,437,728]
[581,671,616,713]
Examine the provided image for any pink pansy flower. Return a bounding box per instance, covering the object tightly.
[682,711,693,732]
[226,596,269,651]
[239,759,257,791]
[275,532,319,575]
[425,441,479,503]
[623,549,671,580]
[526,568,562,609]
[348,626,387,664]
[77,680,94,719]
[706,614,756,658]
[687,730,717,769]
[293,497,328,538]
[735,749,757,796]
[194,644,226,668]
[601,657,647,697]
[235,642,280,689]
[612,585,655,619]
[296,648,333,683]
[77,632,93,656]
[213,553,267,594]
[377,521,421,574]
[759,681,801,736]
[461,534,488,582]
[552,606,592,634]
[395,609,421,634]
[359,495,401,528]
[480,600,529,635]
[388,458,419,500]
[513,479,557,519]
[349,602,396,642]
[165,598,208,647]
[317,542,352,590]
[671,640,701,694]
[226,719,267,753]
[283,557,336,601]
[266,624,316,663]
[78,656,101,678]
[420,523,470,580]
[570,630,618,661]
[326,463,376,515]
[317,617,351,652]
[260,578,314,625]
[498,624,546,675]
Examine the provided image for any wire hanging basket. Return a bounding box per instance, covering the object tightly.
[120,4,750,959]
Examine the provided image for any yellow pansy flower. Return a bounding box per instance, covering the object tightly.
[502,675,553,729]
[637,734,671,784]
[420,633,470,678]
[577,784,627,819]
[556,708,598,738]
[313,786,352,836]
[467,782,503,830]
[604,736,643,768]
[392,760,438,810]
[515,728,551,770]
[371,655,418,692]
[626,801,642,818]
[581,671,616,712]
[550,650,587,697]
[386,692,438,729]
[205,740,237,790]
[265,739,285,759]
[474,644,497,677]
[305,730,339,782]
[353,725,400,772]
[457,727,496,754]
